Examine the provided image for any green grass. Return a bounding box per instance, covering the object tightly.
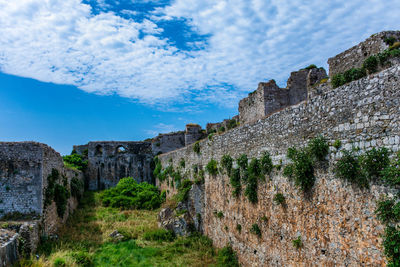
[18,191,217,267]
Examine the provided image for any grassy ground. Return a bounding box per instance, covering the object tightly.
[18,192,217,267]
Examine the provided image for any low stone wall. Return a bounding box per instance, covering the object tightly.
[158,64,400,266]
[0,230,18,267]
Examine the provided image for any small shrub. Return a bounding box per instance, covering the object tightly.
[359,147,390,181]
[308,135,329,161]
[221,154,233,175]
[230,168,241,197]
[385,36,397,46]
[63,153,88,171]
[100,178,163,210]
[273,193,285,205]
[237,154,248,170]
[286,149,315,192]
[283,164,294,178]
[382,226,400,267]
[334,150,367,188]
[261,151,273,176]
[206,159,218,176]
[244,173,258,203]
[227,119,238,130]
[193,141,201,154]
[54,184,70,218]
[250,223,261,237]
[331,73,346,88]
[236,224,242,233]
[179,158,185,168]
[143,229,176,242]
[215,211,224,219]
[208,133,214,141]
[343,68,366,83]
[70,177,84,200]
[216,245,239,267]
[381,152,400,186]
[292,236,303,249]
[333,140,342,150]
[218,126,226,133]
[305,64,317,70]
[248,158,262,178]
[176,179,193,203]
[363,55,378,73]
[376,197,400,224]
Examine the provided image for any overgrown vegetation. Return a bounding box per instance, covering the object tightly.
[261,151,273,177]
[206,159,218,176]
[44,169,70,218]
[100,178,163,210]
[273,193,285,205]
[175,179,193,203]
[250,223,261,238]
[229,168,241,198]
[193,141,201,154]
[19,192,218,266]
[292,236,303,249]
[221,154,233,176]
[226,119,239,130]
[331,44,400,88]
[63,151,88,171]
[216,245,239,267]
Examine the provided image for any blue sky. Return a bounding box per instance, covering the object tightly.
[0,0,400,155]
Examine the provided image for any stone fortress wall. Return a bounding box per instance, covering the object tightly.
[157,31,400,266]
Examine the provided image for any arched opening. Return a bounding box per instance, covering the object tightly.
[95,145,103,156]
[116,146,126,153]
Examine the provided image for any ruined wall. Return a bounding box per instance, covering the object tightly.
[0,230,18,267]
[184,124,204,146]
[238,68,327,125]
[87,141,153,190]
[0,142,45,217]
[152,132,185,155]
[327,31,400,77]
[158,64,400,266]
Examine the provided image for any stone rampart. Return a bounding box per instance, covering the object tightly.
[327,31,400,77]
[157,64,400,266]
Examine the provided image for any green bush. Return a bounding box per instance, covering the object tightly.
[221,154,233,175]
[343,68,366,83]
[383,226,400,267]
[227,119,238,130]
[305,64,317,70]
[216,245,239,267]
[143,229,176,242]
[248,158,262,178]
[214,211,224,219]
[359,147,390,181]
[244,173,258,203]
[308,135,329,161]
[286,148,315,192]
[236,154,248,171]
[63,153,88,171]
[331,73,346,88]
[193,141,201,154]
[382,152,400,186]
[292,236,303,249]
[334,150,367,188]
[250,223,261,237]
[236,224,242,233]
[100,178,162,210]
[363,55,378,73]
[176,179,193,203]
[229,168,241,197]
[261,151,273,176]
[206,159,218,176]
[273,193,285,205]
[385,36,397,46]
[53,257,66,267]
[218,126,225,133]
[376,197,400,224]
[179,158,185,168]
[333,140,342,150]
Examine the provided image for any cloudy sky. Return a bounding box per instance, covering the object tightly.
[0,0,399,154]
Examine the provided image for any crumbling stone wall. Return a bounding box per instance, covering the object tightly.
[87,141,153,190]
[158,63,400,266]
[184,124,204,146]
[327,31,400,77]
[238,68,327,125]
[152,131,185,155]
[0,230,18,267]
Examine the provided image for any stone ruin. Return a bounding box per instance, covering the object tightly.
[1,30,400,266]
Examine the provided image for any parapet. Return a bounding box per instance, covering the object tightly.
[327,31,400,77]
[152,131,185,155]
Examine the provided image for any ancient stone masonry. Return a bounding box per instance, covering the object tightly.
[151,131,185,155]
[0,142,84,265]
[328,31,400,77]
[86,141,154,190]
[206,115,239,134]
[184,124,205,146]
[238,67,327,125]
[157,60,400,265]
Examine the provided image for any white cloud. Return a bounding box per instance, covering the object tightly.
[145,122,178,136]
[0,0,400,108]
